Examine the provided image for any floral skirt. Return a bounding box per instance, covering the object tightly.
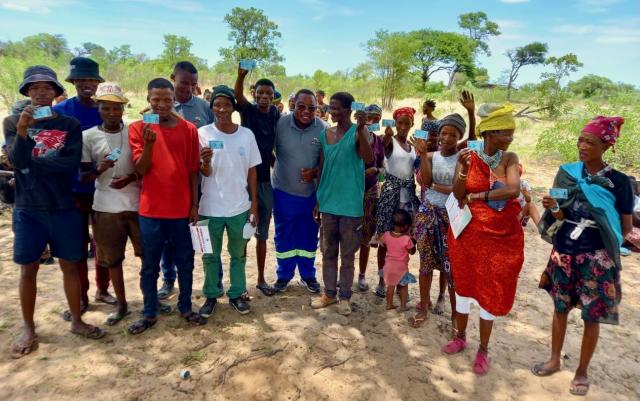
[540,248,621,325]
[361,185,378,246]
[414,203,453,287]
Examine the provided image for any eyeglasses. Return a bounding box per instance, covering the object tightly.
[295,103,317,113]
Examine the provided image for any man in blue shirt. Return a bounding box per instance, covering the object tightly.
[54,57,115,317]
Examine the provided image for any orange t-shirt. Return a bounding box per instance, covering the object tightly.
[129,119,200,218]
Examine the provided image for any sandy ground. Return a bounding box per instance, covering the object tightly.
[0,100,639,401]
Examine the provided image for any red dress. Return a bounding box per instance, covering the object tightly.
[448,152,525,316]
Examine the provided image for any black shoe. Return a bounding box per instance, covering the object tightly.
[229,297,251,315]
[299,278,321,294]
[273,279,289,293]
[157,281,175,300]
[199,298,217,318]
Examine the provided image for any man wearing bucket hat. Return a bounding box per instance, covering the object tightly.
[54,57,117,317]
[80,83,142,326]
[8,65,105,358]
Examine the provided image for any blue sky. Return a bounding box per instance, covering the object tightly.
[1,0,639,86]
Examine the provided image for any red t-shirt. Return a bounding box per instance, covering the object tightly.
[129,119,200,218]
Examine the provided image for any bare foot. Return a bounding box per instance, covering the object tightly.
[386,304,398,310]
[397,305,409,313]
[433,295,445,315]
[10,330,38,359]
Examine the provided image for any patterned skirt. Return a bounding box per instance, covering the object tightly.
[361,185,378,245]
[414,202,453,286]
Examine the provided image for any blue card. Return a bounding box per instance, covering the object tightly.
[32,106,52,120]
[239,59,257,70]
[367,123,380,132]
[143,113,160,124]
[467,140,484,152]
[106,148,121,162]
[208,140,224,150]
[351,102,365,111]
[549,188,568,199]
[414,129,428,140]
[382,119,395,127]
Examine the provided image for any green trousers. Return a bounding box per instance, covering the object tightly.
[200,211,248,299]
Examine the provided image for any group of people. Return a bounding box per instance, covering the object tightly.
[4,56,635,397]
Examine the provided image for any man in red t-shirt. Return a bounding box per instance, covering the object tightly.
[127,78,207,334]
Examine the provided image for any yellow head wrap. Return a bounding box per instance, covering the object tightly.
[476,103,516,136]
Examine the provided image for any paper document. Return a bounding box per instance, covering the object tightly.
[445,193,472,239]
[190,220,212,254]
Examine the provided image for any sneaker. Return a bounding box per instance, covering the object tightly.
[472,350,490,375]
[337,300,352,316]
[198,298,217,318]
[273,279,290,293]
[299,278,321,294]
[358,274,369,291]
[157,281,175,300]
[310,294,338,309]
[229,297,251,315]
[442,337,468,354]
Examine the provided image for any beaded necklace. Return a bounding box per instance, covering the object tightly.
[478,149,503,170]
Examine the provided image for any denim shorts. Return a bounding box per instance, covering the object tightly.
[12,208,83,264]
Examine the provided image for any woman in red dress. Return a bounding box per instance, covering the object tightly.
[441,104,525,375]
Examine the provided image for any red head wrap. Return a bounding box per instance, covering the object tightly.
[582,116,624,145]
[392,107,416,121]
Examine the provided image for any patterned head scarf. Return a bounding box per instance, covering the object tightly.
[476,103,516,136]
[582,116,624,145]
[365,104,382,116]
[392,107,416,121]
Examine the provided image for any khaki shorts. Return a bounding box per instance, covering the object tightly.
[93,211,143,268]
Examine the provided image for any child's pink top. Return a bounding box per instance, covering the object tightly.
[381,232,414,286]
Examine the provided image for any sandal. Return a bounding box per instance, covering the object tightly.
[531,362,560,377]
[569,378,590,396]
[183,311,207,326]
[408,313,428,328]
[256,283,275,297]
[128,318,157,335]
[157,302,173,314]
[71,325,106,340]
[62,303,89,322]
[472,350,490,375]
[95,291,117,305]
[10,335,38,359]
[105,310,131,326]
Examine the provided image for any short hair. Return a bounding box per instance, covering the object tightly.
[148,78,174,91]
[330,92,354,109]
[316,90,326,96]
[392,209,413,227]
[424,99,436,108]
[295,89,316,102]
[173,61,197,75]
[254,78,275,90]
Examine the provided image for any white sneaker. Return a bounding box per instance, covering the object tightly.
[337,300,351,316]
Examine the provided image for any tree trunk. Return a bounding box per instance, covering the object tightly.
[447,65,459,90]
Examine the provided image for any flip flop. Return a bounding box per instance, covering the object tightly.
[183,311,207,326]
[531,362,560,377]
[128,318,157,335]
[10,335,38,359]
[105,310,131,326]
[95,292,117,305]
[62,303,89,322]
[569,378,590,396]
[71,325,106,340]
[256,283,275,297]
[408,313,428,328]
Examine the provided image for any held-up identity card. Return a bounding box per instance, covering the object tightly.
[351,102,365,111]
[414,129,428,140]
[106,148,121,162]
[32,106,52,120]
[467,140,484,153]
[549,188,568,199]
[239,59,257,70]
[382,119,395,127]
[368,123,380,132]
[208,140,224,150]
[143,113,160,124]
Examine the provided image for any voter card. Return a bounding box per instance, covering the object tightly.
[367,123,380,132]
[143,113,160,124]
[414,129,428,140]
[32,106,52,120]
[239,59,257,70]
[467,140,484,152]
[208,140,224,150]
[382,119,395,127]
[351,102,365,111]
[106,148,121,161]
[549,188,568,199]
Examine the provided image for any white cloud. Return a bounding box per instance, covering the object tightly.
[500,0,530,3]
[551,24,594,34]
[0,0,76,13]
[298,0,360,21]
[551,18,640,44]
[110,0,203,13]
[576,0,622,13]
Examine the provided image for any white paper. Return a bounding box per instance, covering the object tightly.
[190,220,212,254]
[445,193,472,239]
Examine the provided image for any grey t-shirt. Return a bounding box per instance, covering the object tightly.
[272,114,328,197]
[175,95,215,128]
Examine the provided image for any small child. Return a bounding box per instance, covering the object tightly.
[517,164,541,227]
[380,209,417,311]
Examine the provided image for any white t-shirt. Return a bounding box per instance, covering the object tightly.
[198,124,262,217]
[82,125,140,213]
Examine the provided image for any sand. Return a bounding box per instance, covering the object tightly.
[0,100,639,401]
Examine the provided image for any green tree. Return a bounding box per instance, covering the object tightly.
[218,7,283,66]
[366,30,412,109]
[542,53,583,87]
[458,11,500,56]
[1,33,71,59]
[441,32,477,89]
[506,41,548,100]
